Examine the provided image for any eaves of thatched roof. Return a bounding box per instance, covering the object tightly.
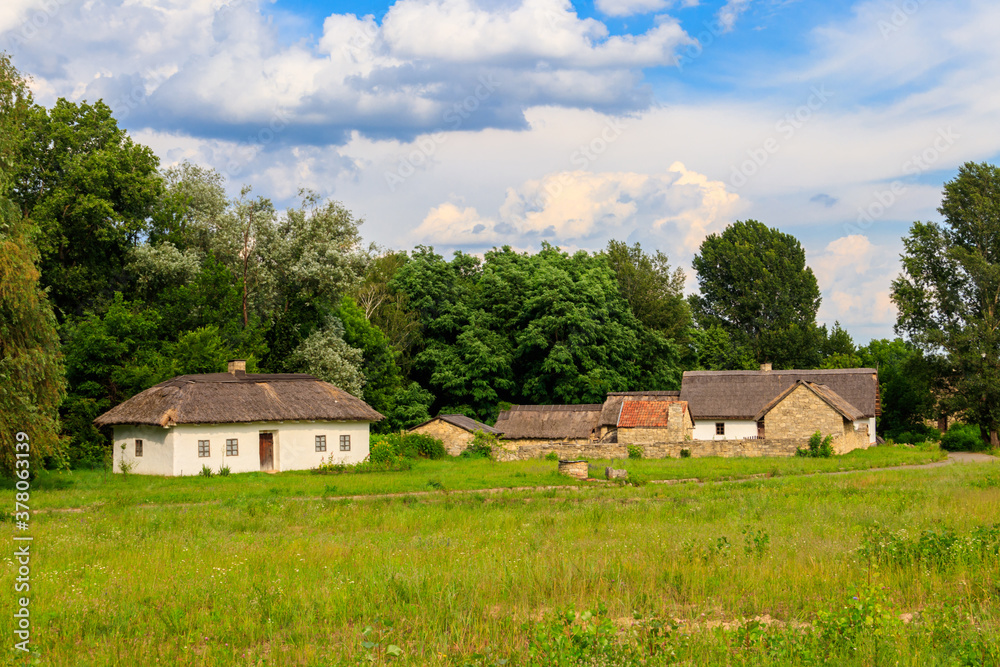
[412,414,503,435]
[680,368,878,420]
[93,372,384,427]
[494,404,602,440]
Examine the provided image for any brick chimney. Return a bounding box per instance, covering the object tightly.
[228,359,246,375]
[760,363,772,372]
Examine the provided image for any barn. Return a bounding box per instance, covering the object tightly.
[94,361,384,476]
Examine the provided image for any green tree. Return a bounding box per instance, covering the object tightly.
[0,53,67,474]
[892,162,1000,445]
[336,296,404,420]
[604,239,691,340]
[149,161,227,250]
[12,98,162,318]
[691,220,823,369]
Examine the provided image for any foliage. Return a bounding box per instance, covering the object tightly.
[679,449,691,458]
[940,423,986,452]
[313,455,412,474]
[627,444,643,459]
[892,162,1000,445]
[797,431,834,458]
[857,522,1000,570]
[288,317,365,397]
[604,239,691,340]
[12,97,162,318]
[148,161,227,250]
[370,432,448,460]
[198,464,213,478]
[691,220,823,369]
[337,295,405,422]
[462,429,502,460]
[544,451,559,461]
[218,465,231,477]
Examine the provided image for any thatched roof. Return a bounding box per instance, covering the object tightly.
[617,399,692,428]
[754,381,865,422]
[680,368,878,419]
[494,404,602,440]
[94,371,384,427]
[599,391,681,426]
[412,414,503,435]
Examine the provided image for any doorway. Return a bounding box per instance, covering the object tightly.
[259,432,274,471]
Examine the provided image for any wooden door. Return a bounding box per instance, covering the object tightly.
[757,420,765,439]
[259,433,274,471]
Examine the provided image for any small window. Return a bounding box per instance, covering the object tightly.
[135,439,143,457]
[226,439,239,456]
[315,435,327,452]
[339,435,351,452]
[715,423,725,436]
[198,440,210,457]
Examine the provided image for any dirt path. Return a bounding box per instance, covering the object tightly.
[30,451,996,514]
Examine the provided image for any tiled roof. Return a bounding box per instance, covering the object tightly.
[617,399,688,428]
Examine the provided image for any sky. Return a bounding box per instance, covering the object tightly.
[3,0,999,344]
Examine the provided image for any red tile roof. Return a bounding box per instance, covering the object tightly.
[617,399,687,428]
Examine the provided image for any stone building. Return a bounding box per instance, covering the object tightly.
[94,360,384,476]
[409,414,503,456]
[596,391,681,441]
[680,366,879,445]
[616,398,694,447]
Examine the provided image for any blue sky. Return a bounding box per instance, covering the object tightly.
[3,0,999,344]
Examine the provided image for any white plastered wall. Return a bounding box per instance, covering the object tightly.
[854,417,877,444]
[112,425,174,475]
[692,419,758,440]
[168,421,371,476]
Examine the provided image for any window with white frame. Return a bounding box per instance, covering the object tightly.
[339,435,351,451]
[198,440,210,457]
[135,439,143,457]
[226,439,238,456]
[315,435,326,452]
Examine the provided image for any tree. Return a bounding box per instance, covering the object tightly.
[12,98,162,318]
[148,161,227,250]
[892,162,1000,445]
[604,240,691,340]
[288,318,366,397]
[0,53,67,474]
[691,220,823,369]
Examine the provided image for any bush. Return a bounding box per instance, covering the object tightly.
[198,464,213,477]
[627,444,643,459]
[544,451,559,461]
[218,465,231,477]
[313,455,412,474]
[941,423,986,452]
[797,431,833,458]
[679,449,691,458]
[368,440,399,465]
[369,432,448,460]
[461,430,500,459]
[894,426,942,445]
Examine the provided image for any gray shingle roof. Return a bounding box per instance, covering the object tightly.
[413,414,503,435]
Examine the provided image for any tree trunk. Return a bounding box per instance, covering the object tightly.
[991,429,999,449]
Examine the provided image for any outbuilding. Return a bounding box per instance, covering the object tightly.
[94,361,384,476]
[409,414,503,456]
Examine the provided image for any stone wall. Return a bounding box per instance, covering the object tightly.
[764,385,847,441]
[495,434,870,461]
[409,420,475,457]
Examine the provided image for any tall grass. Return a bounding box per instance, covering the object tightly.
[1,457,996,665]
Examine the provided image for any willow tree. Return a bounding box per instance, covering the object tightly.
[0,54,66,474]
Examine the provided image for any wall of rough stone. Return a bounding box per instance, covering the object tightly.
[409,420,474,457]
[495,434,870,461]
[764,385,848,441]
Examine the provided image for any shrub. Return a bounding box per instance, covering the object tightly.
[627,444,643,459]
[679,449,691,458]
[369,432,448,460]
[313,456,412,475]
[461,430,500,459]
[198,464,213,477]
[368,440,398,465]
[941,423,986,452]
[544,451,559,461]
[797,431,834,458]
[218,465,231,477]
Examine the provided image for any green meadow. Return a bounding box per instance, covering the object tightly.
[4,447,999,666]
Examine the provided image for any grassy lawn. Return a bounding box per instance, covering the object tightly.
[3,448,995,665]
[18,444,945,511]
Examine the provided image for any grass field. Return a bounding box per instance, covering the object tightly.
[4,446,998,666]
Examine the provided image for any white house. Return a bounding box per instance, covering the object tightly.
[679,365,879,443]
[94,361,384,476]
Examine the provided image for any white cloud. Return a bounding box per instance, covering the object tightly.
[811,234,898,331]
[716,0,751,33]
[594,0,698,19]
[411,162,741,253]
